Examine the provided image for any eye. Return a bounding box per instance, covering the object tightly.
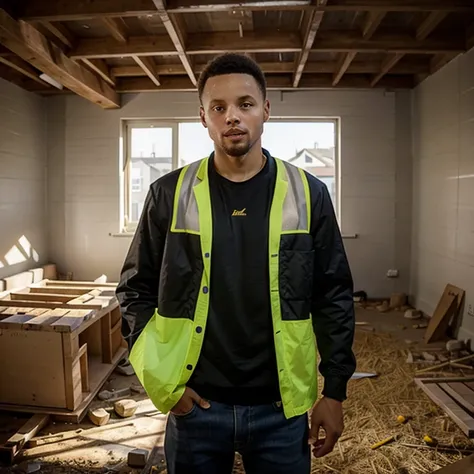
[241,102,253,108]
[213,106,224,112]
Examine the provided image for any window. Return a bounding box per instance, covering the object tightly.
[122,119,339,232]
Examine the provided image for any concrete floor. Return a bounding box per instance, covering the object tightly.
[0,305,454,473]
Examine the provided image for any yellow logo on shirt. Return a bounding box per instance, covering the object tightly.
[232,208,247,216]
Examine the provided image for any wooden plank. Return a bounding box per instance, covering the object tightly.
[101,17,128,43]
[44,280,116,287]
[62,334,82,410]
[0,330,66,408]
[0,414,49,464]
[151,0,197,85]
[102,312,113,364]
[10,292,72,303]
[416,11,449,41]
[41,21,75,48]
[0,55,48,84]
[440,383,474,414]
[425,284,464,343]
[370,52,404,86]
[3,272,33,291]
[81,58,115,86]
[78,343,90,392]
[431,454,474,474]
[0,9,120,109]
[29,286,90,295]
[332,51,356,86]
[165,0,474,13]
[0,299,103,310]
[362,11,386,39]
[415,379,474,437]
[416,377,474,384]
[0,346,127,423]
[133,55,160,86]
[293,6,326,87]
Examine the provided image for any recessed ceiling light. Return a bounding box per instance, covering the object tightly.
[82,24,90,29]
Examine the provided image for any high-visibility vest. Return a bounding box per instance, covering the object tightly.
[130,156,318,418]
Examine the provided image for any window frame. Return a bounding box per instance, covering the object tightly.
[121,117,340,233]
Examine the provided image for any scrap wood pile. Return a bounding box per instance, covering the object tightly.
[309,330,474,474]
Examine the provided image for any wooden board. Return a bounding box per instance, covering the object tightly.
[0,346,127,423]
[0,330,66,408]
[3,272,33,291]
[425,284,464,343]
[415,378,474,437]
[432,454,474,473]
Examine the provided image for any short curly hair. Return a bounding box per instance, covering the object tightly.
[197,53,267,101]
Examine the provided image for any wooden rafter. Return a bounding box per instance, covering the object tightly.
[0,55,49,85]
[115,73,414,93]
[293,3,326,88]
[0,9,120,108]
[110,59,430,78]
[19,0,474,22]
[81,58,115,86]
[467,22,474,50]
[133,55,161,86]
[332,52,356,86]
[70,31,465,59]
[151,0,197,86]
[41,21,75,48]
[430,52,459,74]
[371,11,448,87]
[370,53,404,86]
[101,17,128,43]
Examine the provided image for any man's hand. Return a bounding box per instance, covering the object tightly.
[171,387,210,415]
[308,396,344,458]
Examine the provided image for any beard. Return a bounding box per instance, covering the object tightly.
[221,136,253,157]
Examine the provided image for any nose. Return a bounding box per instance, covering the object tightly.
[225,105,241,126]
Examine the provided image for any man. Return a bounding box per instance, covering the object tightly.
[116,53,356,474]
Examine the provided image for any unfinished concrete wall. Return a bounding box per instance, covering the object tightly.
[411,48,474,342]
[47,89,412,297]
[0,78,48,281]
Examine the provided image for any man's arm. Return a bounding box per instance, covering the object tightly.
[310,183,356,402]
[116,185,166,349]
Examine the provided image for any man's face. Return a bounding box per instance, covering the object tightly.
[200,73,270,158]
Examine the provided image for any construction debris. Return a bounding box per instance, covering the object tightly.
[405,309,422,320]
[376,301,390,313]
[98,387,131,401]
[447,339,465,353]
[88,408,110,426]
[390,293,407,309]
[128,448,149,468]
[114,399,138,418]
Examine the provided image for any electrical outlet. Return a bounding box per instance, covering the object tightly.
[468,304,474,317]
[386,269,399,278]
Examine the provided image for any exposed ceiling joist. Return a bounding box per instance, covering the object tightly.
[151,0,197,86]
[133,55,161,86]
[0,9,120,108]
[19,0,474,23]
[165,0,474,13]
[332,52,356,86]
[116,73,414,93]
[69,31,465,59]
[101,17,128,43]
[293,3,326,88]
[467,22,474,50]
[430,52,460,74]
[41,21,75,48]
[0,55,48,85]
[81,58,115,86]
[370,53,404,86]
[416,11,449,40]
[110,59,430,77]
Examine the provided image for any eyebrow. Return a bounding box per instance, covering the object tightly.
[209,95,257,105]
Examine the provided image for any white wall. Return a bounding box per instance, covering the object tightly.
[47,89,412,297]
[411,48,474,342]
[0,78,48,280]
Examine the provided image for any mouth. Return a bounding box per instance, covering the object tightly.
[224,131,246,141]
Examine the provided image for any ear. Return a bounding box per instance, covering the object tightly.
[200,106,207,128]
[263,99,270,122]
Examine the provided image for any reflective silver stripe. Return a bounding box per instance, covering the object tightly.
[281,161,308,232]
[175,160,201,232]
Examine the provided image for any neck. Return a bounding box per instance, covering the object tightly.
[213,143,265,182]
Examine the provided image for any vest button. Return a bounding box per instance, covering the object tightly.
[186,364,193,370]
[196,326,202,333]
[203,287,208,294]
[205,252,210,258]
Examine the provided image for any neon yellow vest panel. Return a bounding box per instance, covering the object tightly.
[129,157,318,419]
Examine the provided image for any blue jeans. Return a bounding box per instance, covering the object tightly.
[164,400,311,474]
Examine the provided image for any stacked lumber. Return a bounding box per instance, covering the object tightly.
[0,279,126,423]
[415,377,474,438]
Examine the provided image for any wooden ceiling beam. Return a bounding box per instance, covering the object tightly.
[0,9,120,108]
[81,58,115,86]
[293,3,326,88]
[101,17,128,43]
[430,52,460,74]
[467,22,474,50]
[370,52,404,86]
[116,73,414,92]
[0,55,49,85]
[133,55,161,86]
[70,31,465,59]
[416,11,449,40]
[110,59,430,77]
[166,0,474,13]
[151,0,197,86]
[40,21,75,48]
[332,52,356,86]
